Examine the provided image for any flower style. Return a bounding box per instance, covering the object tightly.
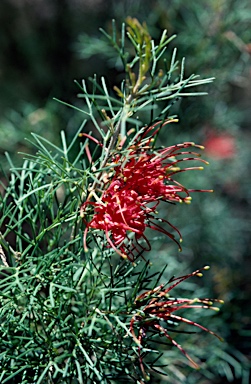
[81,120,212,260]
[130,266,223,376]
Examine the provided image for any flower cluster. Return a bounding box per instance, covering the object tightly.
[130,266,223,376]
[81,121,211,260]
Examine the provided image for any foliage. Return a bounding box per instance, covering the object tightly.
[76,6,251,381]
[0,19,230,383]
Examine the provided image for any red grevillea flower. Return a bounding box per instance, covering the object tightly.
[81,121,212,260]
[130,266,223,375]
[203,132,236,159]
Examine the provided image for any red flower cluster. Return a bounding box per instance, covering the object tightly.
[81,121,211,260]
[203,131,236,159]
[130,267,223,374]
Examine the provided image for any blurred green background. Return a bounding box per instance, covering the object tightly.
[0,0,250,382]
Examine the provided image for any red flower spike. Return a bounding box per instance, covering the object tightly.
[130,266,224,374]
[203,132,236,159]
[81,120,212,260]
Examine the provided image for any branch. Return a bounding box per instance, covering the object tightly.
[0,241,9,267]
